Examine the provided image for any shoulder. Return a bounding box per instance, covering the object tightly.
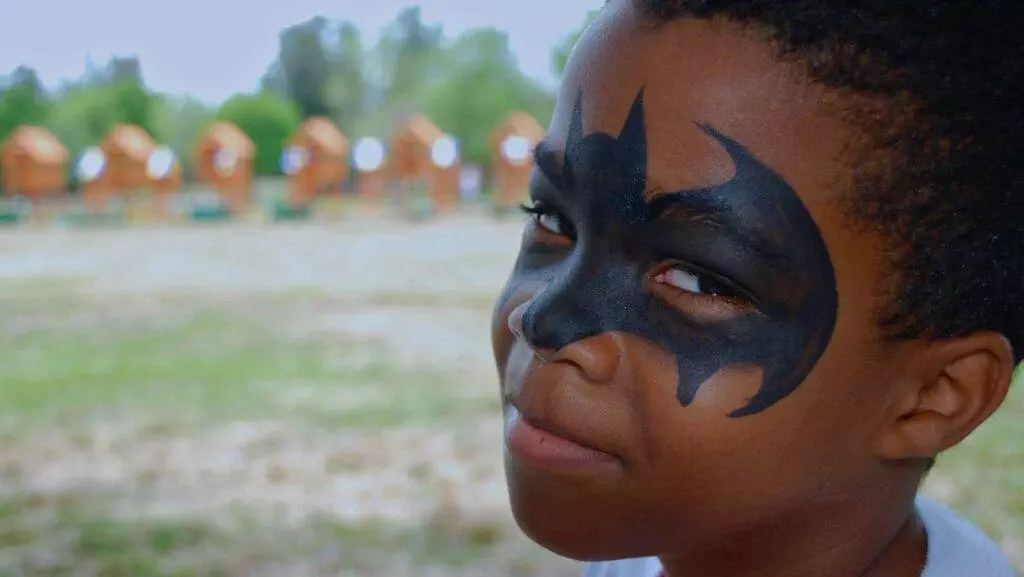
[917,495,1017,577]
[581,557,662,577]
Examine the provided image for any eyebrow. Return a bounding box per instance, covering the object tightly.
[532,138,798,274]
[651,195,800,275]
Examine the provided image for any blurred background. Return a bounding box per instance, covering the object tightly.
[0,1,1020,575]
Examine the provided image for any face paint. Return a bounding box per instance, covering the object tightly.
[498,87,838,417]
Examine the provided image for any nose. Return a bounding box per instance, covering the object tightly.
[507,299,621,384]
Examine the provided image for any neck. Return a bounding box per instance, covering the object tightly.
[658,495,927,577]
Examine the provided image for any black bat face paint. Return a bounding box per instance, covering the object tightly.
[498,88,838,417]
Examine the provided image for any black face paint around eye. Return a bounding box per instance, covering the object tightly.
[497,87,838,418]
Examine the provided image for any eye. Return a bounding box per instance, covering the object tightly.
[519,202,576,240]
[650,263,758,320]
[653,266,739,299]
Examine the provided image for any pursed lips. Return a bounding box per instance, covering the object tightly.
[504,398,621,460]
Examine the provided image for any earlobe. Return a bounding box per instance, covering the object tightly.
[878,332,1015,462]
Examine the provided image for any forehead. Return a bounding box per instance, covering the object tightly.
[548,3,853,205]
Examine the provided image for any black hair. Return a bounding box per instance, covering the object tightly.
[635,0,1024,362]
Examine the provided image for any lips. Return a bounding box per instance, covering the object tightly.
[504,405,621,471]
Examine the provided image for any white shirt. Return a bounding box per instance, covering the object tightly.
[582,496,1018,577]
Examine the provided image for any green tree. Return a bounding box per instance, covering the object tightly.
[215,92,300,176]
[105,56,145,86]
[0,66,50,144]
[153,96,215,180]
[322,21,368,135]
[422,28,555,166]
[377,7,445,105]
[111,81,160,140]
[268,17,332,119]
[44,85,120,191]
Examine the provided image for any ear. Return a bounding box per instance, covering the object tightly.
[878,331,1016,461]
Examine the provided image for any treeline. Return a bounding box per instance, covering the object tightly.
[0,7,598,189]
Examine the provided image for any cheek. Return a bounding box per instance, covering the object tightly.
[790,322,894,465]
[629,338,864,503]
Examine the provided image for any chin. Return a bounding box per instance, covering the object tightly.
[506,472,652,562]
[510,504,620,561]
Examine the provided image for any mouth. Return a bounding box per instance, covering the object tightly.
[504,405,621,472]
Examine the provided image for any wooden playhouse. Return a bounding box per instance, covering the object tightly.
[284,116,349,207]
[1,125,68,198]
[490,111,544,209]
[101,123,157,193]
[390,114,459,211]
[194,121,254,212]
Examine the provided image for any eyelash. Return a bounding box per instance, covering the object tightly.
[519,201,756,310]
[519,201,576,240]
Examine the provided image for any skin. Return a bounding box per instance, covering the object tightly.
[491,3,1015,577]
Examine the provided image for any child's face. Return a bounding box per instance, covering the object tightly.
[491,3,910,561]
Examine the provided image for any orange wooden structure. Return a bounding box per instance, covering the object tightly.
[101,123,157,193]
[1,125,68,198]
[390,115,442,181]
[491,111,544,208]
[194,121,254,212]
[285,116,348,207]
[390,115,459,210]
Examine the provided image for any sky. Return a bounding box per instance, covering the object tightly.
[1,0,603,105]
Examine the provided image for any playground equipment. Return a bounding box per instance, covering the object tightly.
[194,121,254,214]
[491,111,544,212]
[0,125,68,225]
[102,124,157,192]
[282,117,348,212]
[74,123,157,216]
[390,114,458,218]
[1,125,68,199]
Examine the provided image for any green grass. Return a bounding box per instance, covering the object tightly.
[0,286,517,575]
[0,297,496,432]
[0,491,506,576]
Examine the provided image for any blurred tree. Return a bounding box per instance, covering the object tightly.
[0,66,51,145]
[106,56,145,86]
[111,82,160,140]
[422,28,554,166]
[153,96,215,180]
[322,21,367,136]
[377,7,444,106]
[46,86,116,150]
[265,17,333,119]
[551,9,600,77]
[215,92,300,176]
[44,85,119,192]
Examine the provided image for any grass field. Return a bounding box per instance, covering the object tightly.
[0,208,1020,576]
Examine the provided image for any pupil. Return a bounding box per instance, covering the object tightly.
[701,277,732,297]
[548,213,575,239]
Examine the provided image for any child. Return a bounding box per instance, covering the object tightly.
[491,1,1021,575]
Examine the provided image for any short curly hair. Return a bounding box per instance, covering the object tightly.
[633,0,1024,362]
